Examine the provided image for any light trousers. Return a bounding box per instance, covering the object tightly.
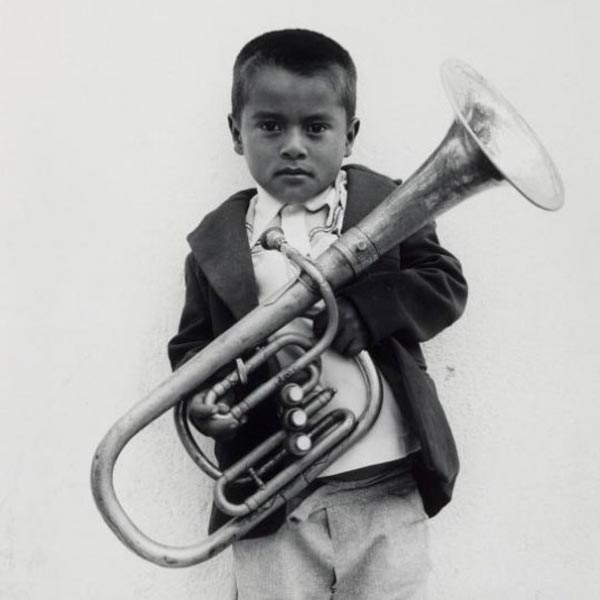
[233,463,431,600]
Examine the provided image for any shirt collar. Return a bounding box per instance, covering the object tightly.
[249,171,346,246]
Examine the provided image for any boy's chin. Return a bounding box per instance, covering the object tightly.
[268,182,330,205]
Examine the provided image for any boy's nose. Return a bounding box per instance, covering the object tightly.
[280,129,307,160]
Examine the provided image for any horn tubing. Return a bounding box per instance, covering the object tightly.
[213,409,356,517]
[92,350,381,567]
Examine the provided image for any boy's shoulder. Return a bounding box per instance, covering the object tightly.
[343,163,402,186]
[186,187,255,252]
[342,163,402,222]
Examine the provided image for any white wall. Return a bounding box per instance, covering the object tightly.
[2,1,599,598]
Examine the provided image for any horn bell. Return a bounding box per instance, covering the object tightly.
[441,59,564,211]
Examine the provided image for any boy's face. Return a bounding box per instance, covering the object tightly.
[229,66,359,204]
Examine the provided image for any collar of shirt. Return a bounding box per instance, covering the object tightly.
[247,170,347,248]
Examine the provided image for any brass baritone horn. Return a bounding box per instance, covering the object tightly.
[91,60,564,567]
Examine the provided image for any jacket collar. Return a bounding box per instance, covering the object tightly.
[186,165,398,320]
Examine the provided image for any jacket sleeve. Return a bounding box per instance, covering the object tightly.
[167,252,214,371]
[338,221,468,346]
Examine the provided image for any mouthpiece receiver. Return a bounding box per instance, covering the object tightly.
[260,227,286,251]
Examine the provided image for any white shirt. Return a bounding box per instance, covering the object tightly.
[246,171,419,476]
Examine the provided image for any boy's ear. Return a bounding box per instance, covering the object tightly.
[228,114,244,155]
[344,117,360,157]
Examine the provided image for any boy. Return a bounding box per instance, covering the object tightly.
[169,29,467,599]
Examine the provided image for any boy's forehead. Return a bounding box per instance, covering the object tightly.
[243,65,345,116]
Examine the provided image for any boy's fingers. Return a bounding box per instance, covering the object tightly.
[187,394,239,439]
[188,392,219,419]
[313,298,369,356]
[333,331,365,357]
[342,331,366,356]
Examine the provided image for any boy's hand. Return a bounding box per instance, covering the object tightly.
[187,390,238,440]
[313,297,370,357]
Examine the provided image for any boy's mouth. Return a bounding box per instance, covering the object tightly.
[276,167,311,177]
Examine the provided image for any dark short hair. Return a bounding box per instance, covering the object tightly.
[231,29,357,122]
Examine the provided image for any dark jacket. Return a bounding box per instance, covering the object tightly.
[168,164,468,536]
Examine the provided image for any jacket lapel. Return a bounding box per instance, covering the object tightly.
[187,189,259,320]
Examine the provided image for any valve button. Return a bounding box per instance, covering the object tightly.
[280,383,304,406]
[287,409,307,429]
[287,434,312,456]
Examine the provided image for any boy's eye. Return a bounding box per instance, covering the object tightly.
[258,121,281,132]
[306,123,327,134]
